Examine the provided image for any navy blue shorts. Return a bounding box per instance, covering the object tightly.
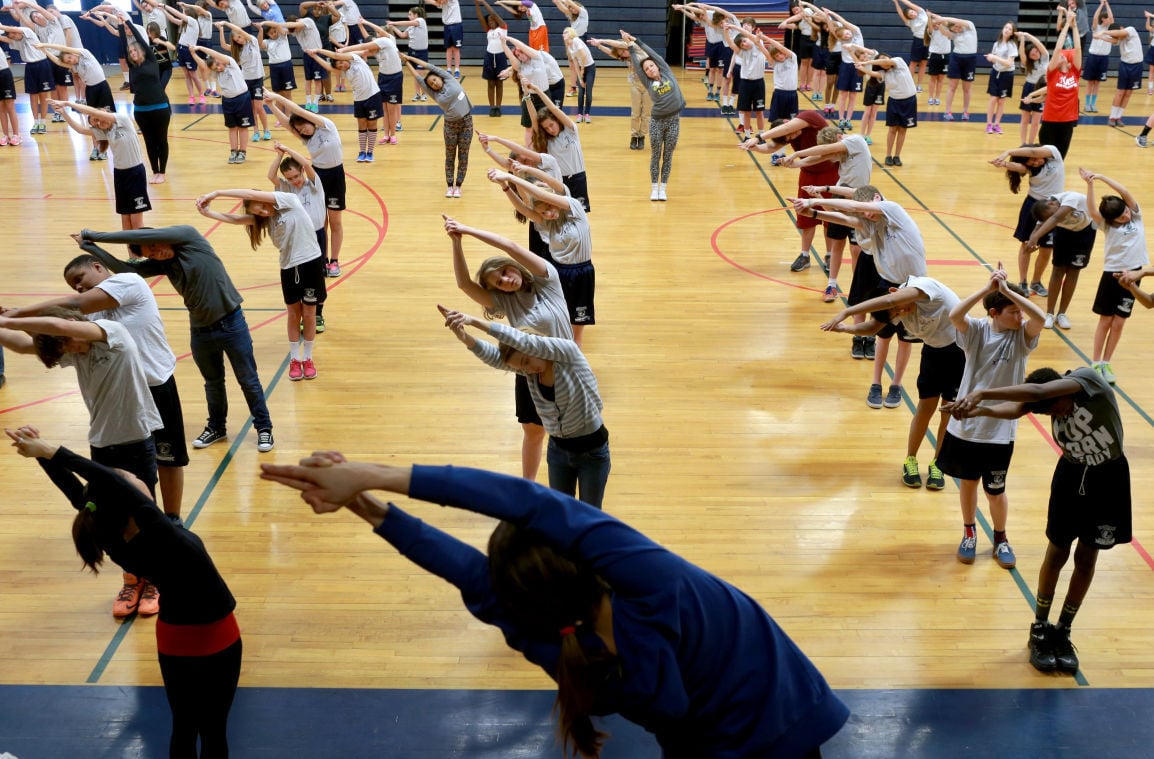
[947,53,977,81]
[303,55,328,81]
[987,70,1014,98]
[353,91,383,120]
[270,60,296,91]
[314,163,347,211]
[347,23,365,46]
[836,60,861,92]
[410,48,429,66]
[1146,45,1154,67]
[797,35,814,60]
[52,61,73,87]
[812,45,829,70]
[768,88,798,121]
[443,22,463,48]
[246,77,265,100]
[24,58,55,94]
[886,94,917,127]
[482,51,508,81]
[178,44,198,71]
[114,164,152,215]
[222,92,253,127]
[1019,79,1044,112]
[910,38,929,63]
[737,77,766,111]
[706,40,725,68]
[1082,52,1109,81]
[1118,61,1143,90]
[378,71,403,102]
[554,259,595,325]
[562,171,590,212]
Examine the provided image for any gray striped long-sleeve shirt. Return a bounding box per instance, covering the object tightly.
[469,322,603,440]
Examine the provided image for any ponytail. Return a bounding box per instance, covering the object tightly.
[1007,170,1022,194]
[555,632,607,757]
[72,508,105,573]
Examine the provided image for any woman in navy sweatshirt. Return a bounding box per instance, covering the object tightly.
[262,455,849,758]
[9,426,241,758]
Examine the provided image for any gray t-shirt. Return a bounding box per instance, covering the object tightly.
[93,272,177,385]
[547,124,584,176]
[883,57,916,100]
[1027,146,1065,200]
[59,319,163,447]
[895,276,959,348]
[277,175,326,231]
[489,260,574,339]
[538,197,591,265]
[270,192,324,268]
[630,40,685,119]
[863,201,927,284]
[84,226,244,328]
[948,318,1039,444]
[426,63,471,120]
[74,49,107,86]
[1052,367,1123,465]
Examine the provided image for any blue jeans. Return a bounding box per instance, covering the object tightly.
[546,439,611,510]
[189,309,272,432]
[0,345,5,376]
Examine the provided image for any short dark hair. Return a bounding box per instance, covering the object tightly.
[1099,195,1128,223]
[1022,367,1064,414]
[63,253,100,278]
[983,282,1027,312]
[1031,199,1054,222]
[31,305,86,369]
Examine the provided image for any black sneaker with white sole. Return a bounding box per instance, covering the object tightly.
[257,429,275,452]
[789,253,811,272]
[1028,621,1057,672]
[192,427,227,448]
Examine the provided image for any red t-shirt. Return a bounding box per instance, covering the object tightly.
[1043,50,1081,123]
[789,110,829,152]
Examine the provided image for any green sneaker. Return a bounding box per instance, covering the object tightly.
[315,314,326,334]
[902,456,922,488]
[926,459,945,490]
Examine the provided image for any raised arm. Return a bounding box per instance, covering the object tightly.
[444,219,497,310]
[819,285,923,334]
[221,19,255,44]
[0,314,107,342]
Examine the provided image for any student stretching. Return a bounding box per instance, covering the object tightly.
[623,31,686,202]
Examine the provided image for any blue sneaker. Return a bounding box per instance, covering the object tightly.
[356,151,366,162]
[263,130,271,141]
[957,535,977,564]
[252,131,262,143]
[365,152,374,163]
[867,383,884,409]
[993,541,1016,569]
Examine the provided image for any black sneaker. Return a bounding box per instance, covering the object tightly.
[863,336,876,360]
[851,335,865,359]
[192,427,226,448]
[892,156,903,167]
[884,156,894,166]
[789,253,811,272]
[1029,621,1057,671]
[1049,625,1079,673]
[256,428,275,452]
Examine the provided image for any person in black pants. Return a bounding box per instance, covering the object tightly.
[8,428,242,758]
[96,4,172,184]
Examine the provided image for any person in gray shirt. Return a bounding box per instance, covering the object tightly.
[620,31,685,201]
[402,53,473,197]
[78,225,275,453]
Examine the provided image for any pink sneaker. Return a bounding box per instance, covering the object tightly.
[198,95,206,105]
[993,124,1003,134]
[451,186,461,198]
[379,134,389,143]
[289,358,304,381]
[188,96,196,105]
[302,359,317,379]
[389,135,397,144]
[9,134,21,146]
[986,123,994,133]
[0,135,8,146]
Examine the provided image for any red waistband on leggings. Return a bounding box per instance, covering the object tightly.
[156,612,240,657]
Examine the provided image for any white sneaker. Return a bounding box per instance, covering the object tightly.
[446,186,454,198]
[650,183,660,201]
[657,183,667,201]
[1044,313,1055,329]
[1055,313,1072,330]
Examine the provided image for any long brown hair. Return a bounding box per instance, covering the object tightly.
[488,522,614,758]
[242,199,272,250]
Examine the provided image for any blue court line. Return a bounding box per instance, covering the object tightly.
[85,352,291,684]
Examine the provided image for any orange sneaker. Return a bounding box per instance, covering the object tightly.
[138,582,160,616]
[113,574,142,617]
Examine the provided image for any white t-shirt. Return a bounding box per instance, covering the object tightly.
[239,38,263,79]
[487,26,508,55]
[537,197,591,265]
[277,174,326,231]
[570,6,588,37]
[178,18,200,47]
[540,50,564,84]
[951,22,977,55]
[837,135,871,189]
[305,116,342,169]
[948,318,1039,444]
[338,0,362,24]
[373,35,403,75]
[1119,27,1143,64]
[839,29,863,63]
[407,17,428,50]
[1025,49,1050,84]
[566,36,593,68]
[772,52,798,90]
[526,2,545,31]
[928,27,951,55]
[547,124,585,176]
[883,57,916,100]
[908,9,928,38]
[270,192,324,268]
[441,0,461,25]
[59,319,163,447]
[1102,206,1149,272]
[1026,145,1064,200]
[223,1,251,29]
[74,49,107,86]
[737,47,766,81]
[346,53,380,101]
[292,17,322,51]
[1088,23,1112,56]
[92,273,178,385]
[895,276,959,348]
[216,57,247,98]
[518,54,549,90]
[9,28,47,62]
[91,113,145,171]
[990,39,1017,72]
[702,21,722,45]
[265,34,292,64]
[1052,191,1094,231]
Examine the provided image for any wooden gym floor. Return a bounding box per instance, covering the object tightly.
[1,64,1153,756]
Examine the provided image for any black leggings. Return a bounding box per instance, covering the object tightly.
[158,638,242,759]
[134,105,171,174]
